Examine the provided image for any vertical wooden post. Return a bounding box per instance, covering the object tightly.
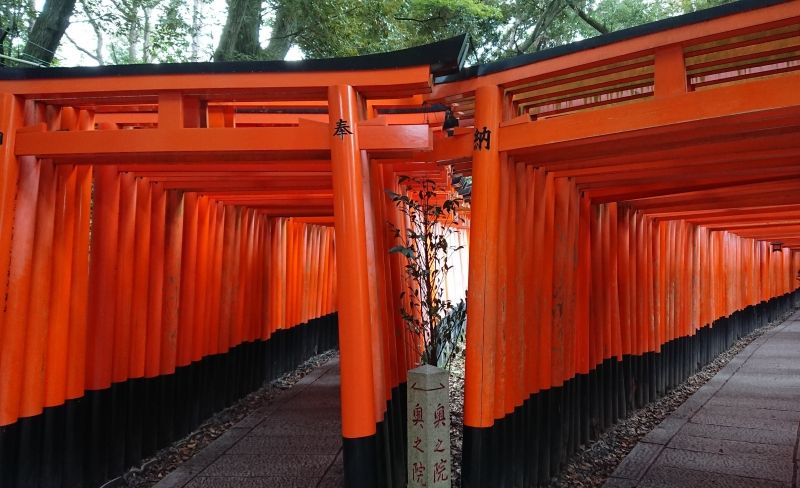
[178,192,199,369]
[0,94,23,345]
[463,84,502,488]
[112,172,137,388]
[110,170,136,473]
[328,84,378,488]
[85,164,119,485]
[131,178,153,381]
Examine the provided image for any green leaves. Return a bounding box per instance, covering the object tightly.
[389,245,415,259]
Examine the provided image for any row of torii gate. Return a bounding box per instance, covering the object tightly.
[1,0,800,487]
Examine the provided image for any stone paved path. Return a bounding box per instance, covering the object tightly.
[154,358,343,488]
[606,312,800,487]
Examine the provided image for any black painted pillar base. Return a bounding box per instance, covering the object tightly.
[343,435,378,488]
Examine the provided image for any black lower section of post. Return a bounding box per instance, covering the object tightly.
[342,381,408,488]
[463,425,492,488]
[0,313,338,488]
[343,435,378,488]
[461,290,799,487]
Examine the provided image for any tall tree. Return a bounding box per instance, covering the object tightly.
[23,0,76,65]
[214,0,298,61]
[74,0,192,64]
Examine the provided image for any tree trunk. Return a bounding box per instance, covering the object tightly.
[127,15,139,62]
[517,0,566,53]
[261,2,297,61]
[22,0,77,65]
[213,0,262,61]
[565,0,609,34]
[214,0,296,62]
[141,6,151,63]
[191,0,202,61]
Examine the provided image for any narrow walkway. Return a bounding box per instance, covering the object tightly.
[607,312,800,487]
[155,358,343,488]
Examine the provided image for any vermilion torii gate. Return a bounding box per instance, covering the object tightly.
[1,0,800,487]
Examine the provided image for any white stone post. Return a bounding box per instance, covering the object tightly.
[407,364,451,487]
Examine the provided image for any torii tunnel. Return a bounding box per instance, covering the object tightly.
[2,0,800,487]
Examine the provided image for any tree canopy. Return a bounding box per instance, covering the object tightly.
[1,0,734,67]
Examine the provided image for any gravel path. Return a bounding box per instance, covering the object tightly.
[449,347,466,487]
[117,349,339,488]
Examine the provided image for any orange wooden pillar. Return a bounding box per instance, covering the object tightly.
[0,93,23,348]
[463,84,502,488]
[193,197,211,370]
[128,177,152,466]
[0,93,24,487]
[360,148,397,486]
[109,171,136,474]
[575,193,592,449]
[328,84,378,488]
[159,189,183,445]
[85,164,120,486]
[176,191,198,436]
[17,155,55,488]
[63,163,92,487]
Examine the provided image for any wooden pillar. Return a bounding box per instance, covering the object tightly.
[463,84,502,488]
[0,93,23,352]
[328,84,377,488]
[85,164,120,485]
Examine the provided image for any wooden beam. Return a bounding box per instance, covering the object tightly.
[15,123,431,162]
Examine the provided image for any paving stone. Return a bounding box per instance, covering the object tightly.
[667,434,793,459]
[638,465,787,488]
[184,476,318,488]
[200,453,334,478]
[317,474,345,488]
[725,379,800,392]
[266,408,342,422]
[318,452,344,487]
[668,399,703,419]
[679,421,797,446]
[252,418,342,436]
[689,412,798,433]
[228,435,342,455]
[609,442,663,481]
[687,385,716,403]
[698,404,800,422]
[653,447,793,483]
[602,477,638,487]
[281,397,342,410]
[642,417,686,445]
[708,394,800,412]
[154,427,253,488]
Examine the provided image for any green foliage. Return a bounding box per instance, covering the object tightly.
[262,0,503,62]
[0,0,38,65]
[280,0,733,64]
[15,0,737,67]
[148,0,191,62]
[387,176,466,369]
[571,0,734,39]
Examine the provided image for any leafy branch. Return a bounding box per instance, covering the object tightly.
[386,175,466,369]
